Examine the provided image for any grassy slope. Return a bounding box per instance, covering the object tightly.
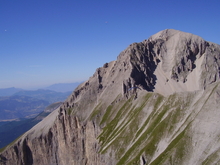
[87,82,220,164]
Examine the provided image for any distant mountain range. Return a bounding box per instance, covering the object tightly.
[0,83,82,121]
[0,87,23,97]
[0,82,82,96]
[0,89,71,121]
[13,89,72,104]
[0,95,49,120]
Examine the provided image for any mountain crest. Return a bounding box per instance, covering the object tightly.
[1,29,220,165]
[61,29,220,120]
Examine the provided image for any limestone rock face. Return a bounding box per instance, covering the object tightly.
[1,29,220,165]
[0,109,115,165]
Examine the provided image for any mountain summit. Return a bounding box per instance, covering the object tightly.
[1,29,220,165]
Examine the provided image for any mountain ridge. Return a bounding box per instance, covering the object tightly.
[0,88,23,97]
[1,29,220,165]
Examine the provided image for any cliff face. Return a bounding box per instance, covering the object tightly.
[1,29,220,165]
[0,108,116,165]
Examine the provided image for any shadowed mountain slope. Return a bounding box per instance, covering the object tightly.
[1,29,220,165]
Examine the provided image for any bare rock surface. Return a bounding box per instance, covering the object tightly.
[1,29,220,165]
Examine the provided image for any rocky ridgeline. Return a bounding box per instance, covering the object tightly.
[1,29,220,165]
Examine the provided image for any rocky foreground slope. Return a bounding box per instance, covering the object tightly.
[1,29,220,165]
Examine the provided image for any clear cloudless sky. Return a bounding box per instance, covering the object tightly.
[1,0,220,89]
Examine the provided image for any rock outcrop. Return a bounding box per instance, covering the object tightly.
[1,29,220,165]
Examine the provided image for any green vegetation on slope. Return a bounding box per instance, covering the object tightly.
[91,92,196,165]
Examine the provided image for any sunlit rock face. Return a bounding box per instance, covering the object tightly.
[1,29,220,165]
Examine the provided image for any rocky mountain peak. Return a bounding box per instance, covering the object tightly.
[48,30,219,136]
[1,29,220,165]
[115,29,220,95]
[62,29,220,117]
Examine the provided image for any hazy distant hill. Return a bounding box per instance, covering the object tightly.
[0,89,70,121]
[45,82,82,92]
[0,87,23,96]
[13,89,71,103]
[0,95,49,120]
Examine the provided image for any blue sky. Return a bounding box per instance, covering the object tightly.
[1,0,220,89]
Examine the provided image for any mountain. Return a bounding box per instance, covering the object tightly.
[1,29,220,165]
[0,102,62,149]
[45,82,82,92]
[0,87,23,97]
[13,89,71,103]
